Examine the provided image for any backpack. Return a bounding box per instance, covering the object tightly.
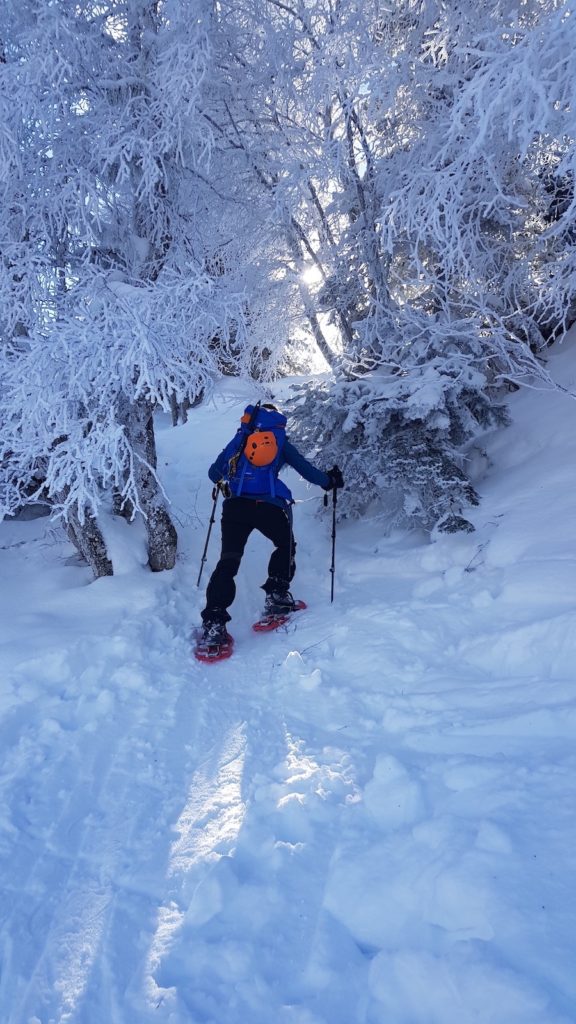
[225,405,290,499]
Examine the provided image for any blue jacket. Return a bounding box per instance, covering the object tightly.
[209,437,330,508]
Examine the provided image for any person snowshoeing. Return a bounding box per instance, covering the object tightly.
[199,402,344,646]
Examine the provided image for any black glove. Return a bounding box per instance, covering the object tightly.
[214,479,231,499]
[325,465,344,490]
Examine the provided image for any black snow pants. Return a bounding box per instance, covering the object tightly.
[202,497,296,624]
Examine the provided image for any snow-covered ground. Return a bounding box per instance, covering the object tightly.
[2,350,576,1024]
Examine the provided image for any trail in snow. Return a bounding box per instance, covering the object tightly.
[1,363,576,1023]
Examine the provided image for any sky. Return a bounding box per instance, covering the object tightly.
[1,347,575,1024]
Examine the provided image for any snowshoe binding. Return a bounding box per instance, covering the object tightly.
[194,621,234,663]
[253,591,307,633]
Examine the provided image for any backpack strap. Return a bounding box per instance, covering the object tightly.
[236,458,248,496]
[228,402,261,480]
[236,460,277,498]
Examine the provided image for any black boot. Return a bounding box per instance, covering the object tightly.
[201,619,229,646]
[264,588,297,616]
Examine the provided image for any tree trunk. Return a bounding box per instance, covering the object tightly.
[50,468,113,579]
[170,391,193,425]
[121,394,178,571]
[65,510,114,579]
[112,489,135,521]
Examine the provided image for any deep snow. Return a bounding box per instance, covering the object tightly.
[1,352,576,1024]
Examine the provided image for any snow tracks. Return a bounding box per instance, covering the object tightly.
[1,512,576,1023]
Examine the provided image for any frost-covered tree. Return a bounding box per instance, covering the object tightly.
[0,0,275,574]
[216,0,576,531]
[2,0,576,556]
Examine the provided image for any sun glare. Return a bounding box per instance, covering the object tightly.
[301,264,323,287]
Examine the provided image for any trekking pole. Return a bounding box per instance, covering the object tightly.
[330,482,337,603]
[324,468,338,603]
[197,486,219,588]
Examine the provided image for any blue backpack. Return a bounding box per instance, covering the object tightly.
[225,405,291,500]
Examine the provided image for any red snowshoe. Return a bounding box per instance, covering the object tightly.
[193,623,234,663]
[252,599,307,633]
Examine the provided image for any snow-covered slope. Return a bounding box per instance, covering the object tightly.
[1,355,576,1024]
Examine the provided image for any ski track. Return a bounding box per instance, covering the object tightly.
[0,567,366,1024]
[1,553,575,1024]
[3,376,576,1022]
